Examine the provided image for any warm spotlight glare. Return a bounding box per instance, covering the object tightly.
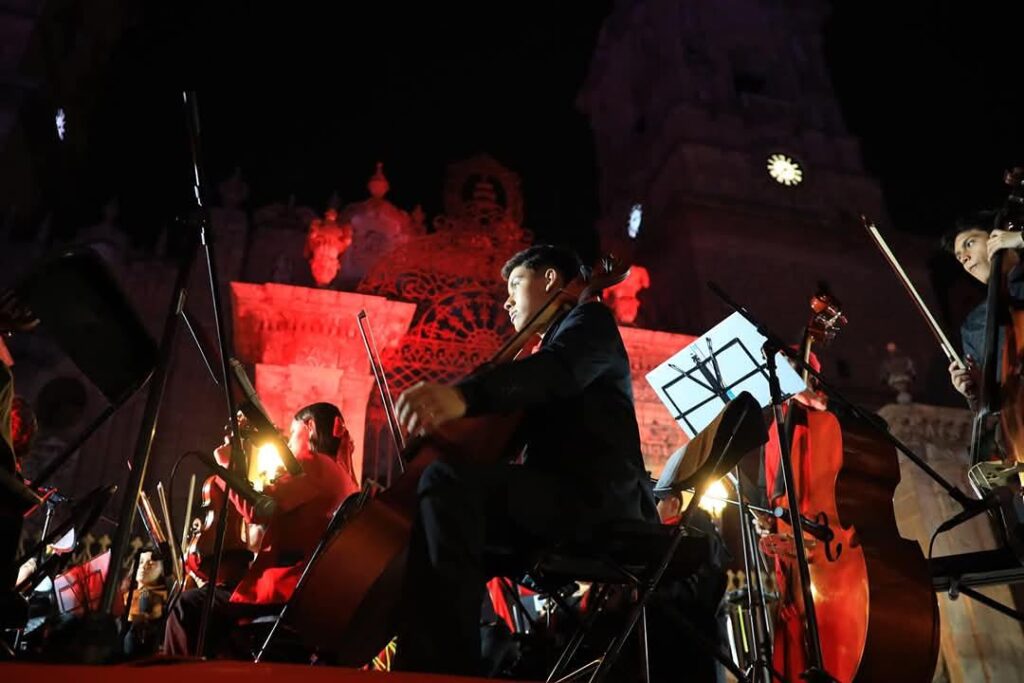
[628,203,643,239]
[699,479,729,516]
[254,443,284,491]
[767,153,803,186]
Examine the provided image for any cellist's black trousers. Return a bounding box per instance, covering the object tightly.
[393,458,588,676]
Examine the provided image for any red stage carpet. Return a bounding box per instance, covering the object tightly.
[0,661,531,683]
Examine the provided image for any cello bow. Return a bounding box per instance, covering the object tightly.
[357,310,406,483]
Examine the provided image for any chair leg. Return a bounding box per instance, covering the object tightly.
[638,606,650,683]
[547,584,608,683]
[553,658,602,683]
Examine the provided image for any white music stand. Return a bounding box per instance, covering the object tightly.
[646,311,806,439]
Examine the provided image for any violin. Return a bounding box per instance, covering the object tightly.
[181,424,267,589]
[765,292,939,682]
[284,257,630,665]
[182,473,253,589]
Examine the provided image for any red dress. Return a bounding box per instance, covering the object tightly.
[229,449,358,605]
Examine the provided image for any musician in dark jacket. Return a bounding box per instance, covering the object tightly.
[942,210,1024,408]
[393,244,658,675]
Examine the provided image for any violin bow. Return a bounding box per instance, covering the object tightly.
[357,310,406,475]
[863,215,965,368]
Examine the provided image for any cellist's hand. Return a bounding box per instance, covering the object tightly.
[949,357,979,403]
[986,229,1024,261]
[396,381,467,435]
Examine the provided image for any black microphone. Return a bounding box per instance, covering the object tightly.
[935,496,996,535]
[195,451,277,520]
[773,506,835,544]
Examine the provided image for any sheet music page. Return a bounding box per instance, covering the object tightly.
[646,311,807,438]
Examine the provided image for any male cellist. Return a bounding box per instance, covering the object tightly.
[392,244,659,676]
[943,210,1024,408]
[163,401,358,657]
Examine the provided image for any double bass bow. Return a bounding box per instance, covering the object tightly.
[284,257,629,665]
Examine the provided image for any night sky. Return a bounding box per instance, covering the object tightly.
[33,2,1024,261]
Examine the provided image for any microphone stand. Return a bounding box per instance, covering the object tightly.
[760,340,832,683]
[727,471,786,683]
[180,90,248,659]
[94,91,246,664]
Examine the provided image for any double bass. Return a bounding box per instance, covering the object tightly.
[766,292,939,682]
[968,168,1024,558]
[285,258,629,665]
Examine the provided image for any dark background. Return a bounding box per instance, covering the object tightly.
[12,2,1024,259]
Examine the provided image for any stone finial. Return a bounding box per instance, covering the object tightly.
[304,208,353,287]
[881,341,916,404]
[368,161,390,200]
[605,264,651,325]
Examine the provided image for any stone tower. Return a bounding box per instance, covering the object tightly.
[579,0,948,404]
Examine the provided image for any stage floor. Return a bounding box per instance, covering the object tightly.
[0,660,531,682]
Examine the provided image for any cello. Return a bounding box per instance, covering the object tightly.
[765,293,939,683]
[285,258,629,665]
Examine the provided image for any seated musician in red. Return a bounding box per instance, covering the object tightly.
[163,401,358,657]
[392,245,658,676]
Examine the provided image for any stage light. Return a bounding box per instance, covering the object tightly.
[628,203,643,239]
[55,108,66,141]
[767,153,803,186]
[253,442,285,491]
[699,478,729,517]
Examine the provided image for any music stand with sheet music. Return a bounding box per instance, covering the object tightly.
[646,311,805,441]
[644,312,805,683]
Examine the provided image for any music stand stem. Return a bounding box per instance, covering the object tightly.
[184,89,246,659]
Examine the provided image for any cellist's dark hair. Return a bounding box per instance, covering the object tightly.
[293,402,344,456]
[940,210,998,254]
[501,244,584,283]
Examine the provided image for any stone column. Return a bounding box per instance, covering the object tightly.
[880,402,1024,682]
[231,282,416,484]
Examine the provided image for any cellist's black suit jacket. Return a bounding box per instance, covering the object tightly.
[457,300,658,523]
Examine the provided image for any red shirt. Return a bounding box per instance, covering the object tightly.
[229,450,358,604]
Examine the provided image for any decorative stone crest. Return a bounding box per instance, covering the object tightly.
[304,208,353,287]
